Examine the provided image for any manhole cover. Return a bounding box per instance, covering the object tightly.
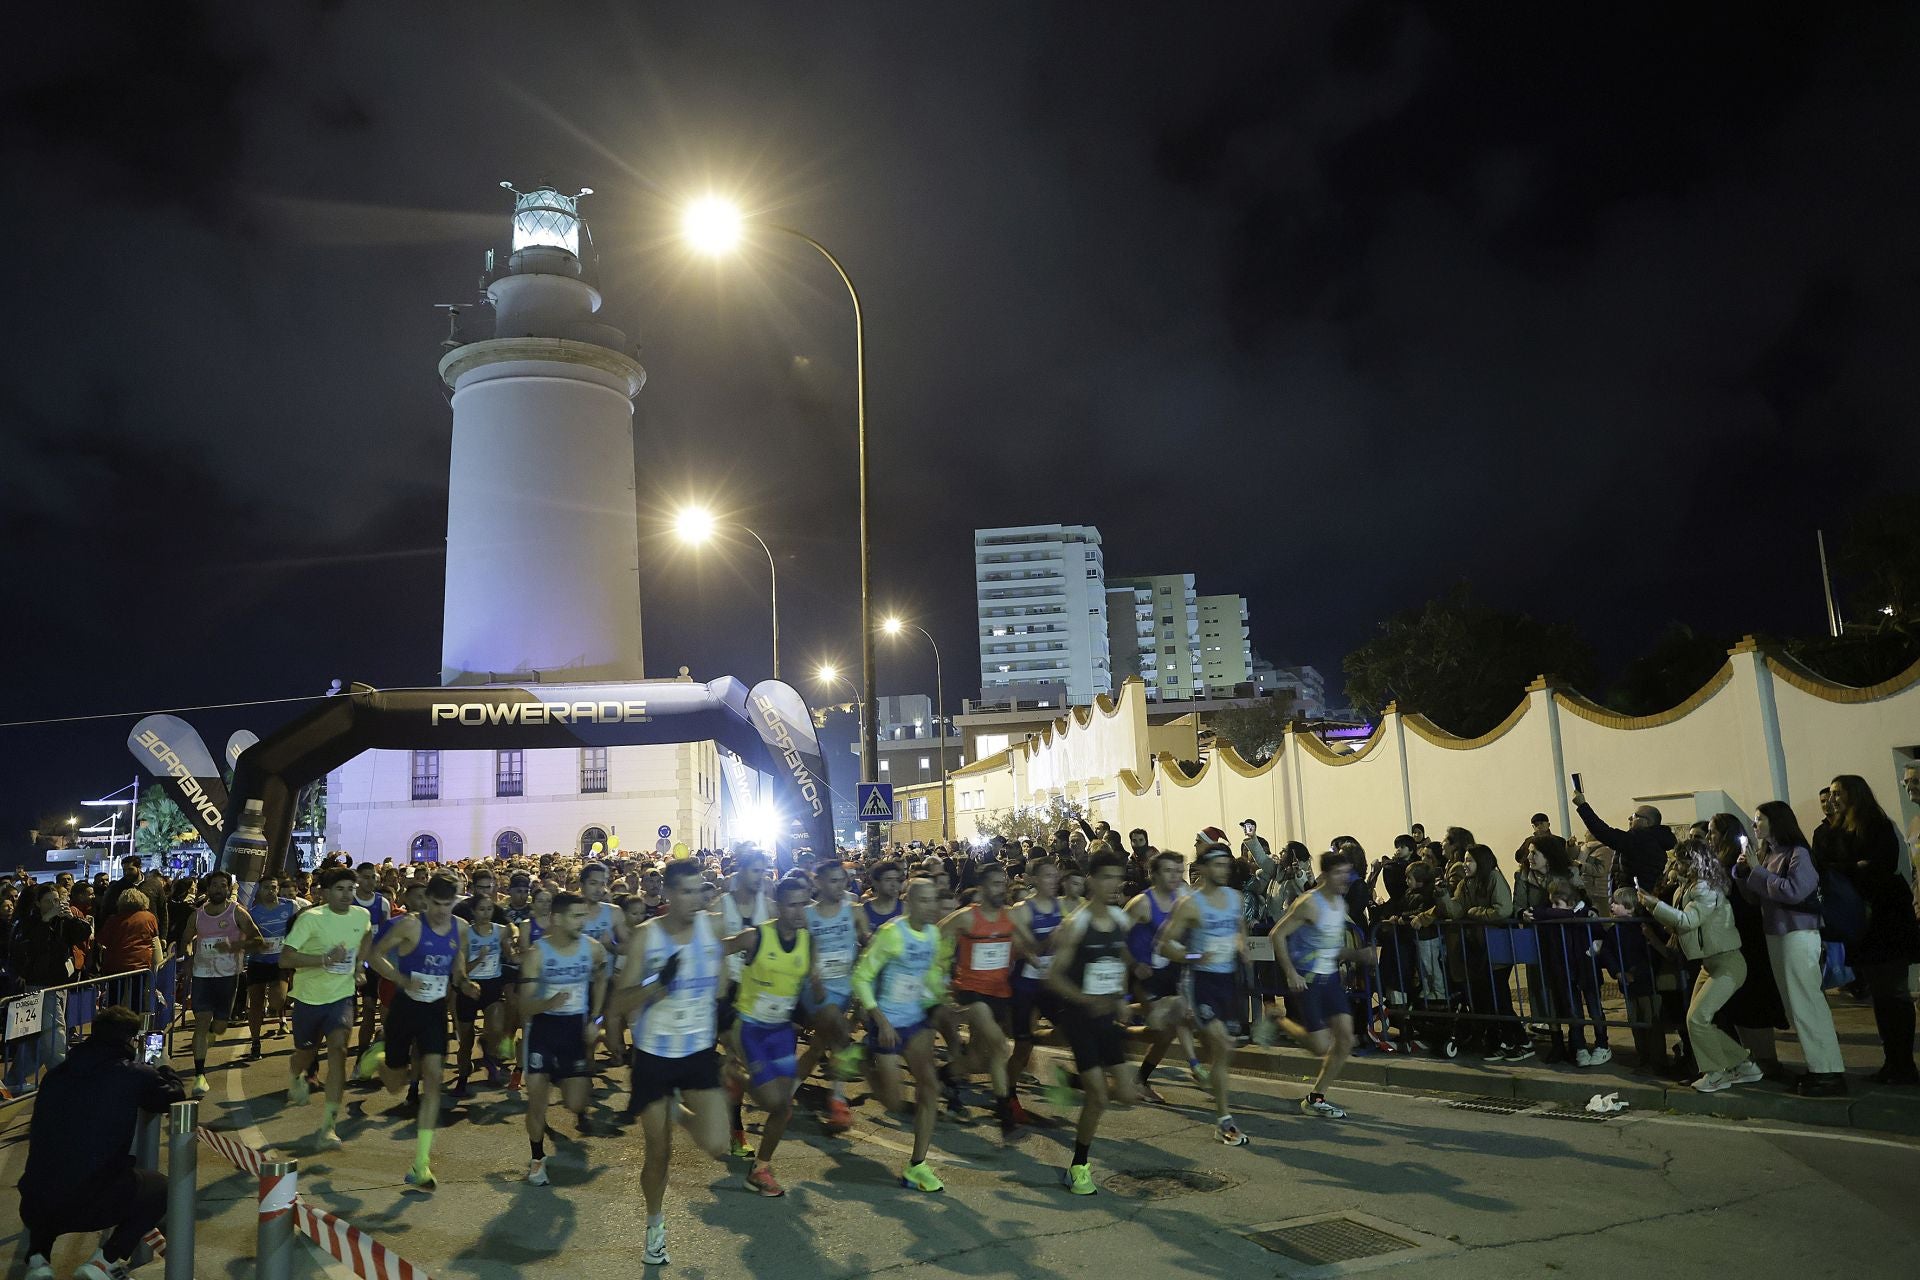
[1447,1095,1535,1115]
[1101,1168,1232,1198]
[1246,1216,1421,1264]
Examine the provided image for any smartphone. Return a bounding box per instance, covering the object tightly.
[1570,772,1584,796]
[142,1032,165,1066]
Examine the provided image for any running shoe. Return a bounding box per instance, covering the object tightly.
[943,1085,969,1120]
[404,1164,436,1190]
[1216,1118,1249,1147]
[1186,1060,1210,1089]
[1727,1060,1764,1086]
[24,1253,53,1280]
[355,1041,386,1081]
[901,1161,945,1193]
[1575,1049,1595,1067]
[1007,1094,1044,1128]
[72,1257,129,1280]
[525,1157,549,1186]
[507,1067,524,1093]
[729,1129,755,1158]
[192,1075,210,1097]
[448,1076,469,1100]
[1692,1070,1732,1094]
[497,1033,517,1061]
[1587,1046,1613,1066]
[823,1098,854,1132]
[316,1126,341,1150]
[1300,1093,1347,1119]
[746,1164,785,1197]
[1137,1082,1168,1106]
[1251,1017,1279,1047]
[1063,1163,1097,1196]
[288,1072,311,1106]
[832,1044,866,1081]
[1044,1066,1078,1110]
[644,1223,669,1265]
[247,1044,264,1062]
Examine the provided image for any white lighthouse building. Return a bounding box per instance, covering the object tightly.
[327,184,724,863]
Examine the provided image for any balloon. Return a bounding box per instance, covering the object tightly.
[671,842,690,860]
[591,841,605,855]
[607,833,621,851]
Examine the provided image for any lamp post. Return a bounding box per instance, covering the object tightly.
[675,506,780,680]
[683,198,878,849]
[883,618,948,844]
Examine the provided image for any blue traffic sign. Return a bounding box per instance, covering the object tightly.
[857,782,895,822]
[657,824,672,839]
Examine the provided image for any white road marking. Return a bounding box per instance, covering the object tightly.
[1627,1114,1920,1153]
[848,1124,980,1166]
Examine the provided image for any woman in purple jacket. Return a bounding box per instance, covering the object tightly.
[1736,801,1846,1096]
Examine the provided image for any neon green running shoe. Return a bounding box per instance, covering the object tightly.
[1064,1163,1097,1196]
[901,1161,945,1193]
[832,1044,866,1081]
[356,1041,386,1081]
[1044,1065,1078,1110]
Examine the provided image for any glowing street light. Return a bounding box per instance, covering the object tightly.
[678,194,879,847]
[881,616,949,842]
[674,505,780,680]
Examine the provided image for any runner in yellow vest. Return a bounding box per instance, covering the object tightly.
[726,874,824,1197]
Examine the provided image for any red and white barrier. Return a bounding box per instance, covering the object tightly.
[142,1228,168,1258]
[194,1127,437,1280]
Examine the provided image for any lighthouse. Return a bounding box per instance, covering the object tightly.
[438,183,647,686]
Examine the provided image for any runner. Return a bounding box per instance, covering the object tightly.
[795,858,869,1131]
[860,859,906,933]
[1268,851,1378,1118]
[937,862,1030,1134]
[609,860,747,1266]
[279,867,373,1149]
[577,863,629,1065]
[1058,863,1088,917]
[726,873,823,1196]
[350,863,393,1056]
[1008,855,1065,1097]
[246,875,298,1061]
[180,870,264,1095]
[1044,850,1140,1194]
[1156,830,1251,1146]
[518,893,611,1187]
[362,875,478,1189]
[1125,851,1202,1101]
[719,851,777,1155]
[851,876,952,1193]
[452,887,515,1097]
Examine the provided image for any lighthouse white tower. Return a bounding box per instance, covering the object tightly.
[438,184,647,686]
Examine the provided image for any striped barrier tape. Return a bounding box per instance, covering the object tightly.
[142,1228,167,1257]
[194,1128,438,1280]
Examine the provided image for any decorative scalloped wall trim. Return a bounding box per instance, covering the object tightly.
[1295,726,1385,767]
[1763,653,1920,704]
[1403,698,1531,750]
[1554,662,1734,729]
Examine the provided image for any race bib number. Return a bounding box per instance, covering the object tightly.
[411,974,448,1002]
[198,938,223,958]
[751,991,797,1023]
[654,994,707,1036]
[881,969,924,1010]
[818,953,852,981]
[1020,955,1054,980]
[1084,958,1126,997]
[971,941,1011,971]
[469,952,501,980]
[323,956,355,975]
[550,985,587,1016]
[1202,937,1237,966]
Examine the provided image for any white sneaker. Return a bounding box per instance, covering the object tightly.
[644,1223,669,1265]
[526,1157,549,1186]
[24,1254,54,1280]
[1692,1070,1733,1094]
[74,1255,127,1280]
[1587,1047,1613,1067]
[289,1072,311,1105]
[1727,1060,1764,1086]
[1575,1049,1595,1067]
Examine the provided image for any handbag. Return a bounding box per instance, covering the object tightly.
[1804,849,1867,945]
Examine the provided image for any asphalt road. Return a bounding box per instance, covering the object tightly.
[6,1032,1918,1279]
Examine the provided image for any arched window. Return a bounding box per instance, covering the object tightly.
[580,826,608,857]
[409,833,440,864]
[495,830,524,860]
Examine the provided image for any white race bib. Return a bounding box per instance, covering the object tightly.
[198,938,223,958]
[1020,955,1054,980]
[971,941,1011,971]
[654,994,706,1036]
[469,952,501,980]
[881,969,924,1010]
[818,954,852,980]
[550,985,587,1016]
[411,974,448,1002]
[751,991,797,1023]
[323,956,355,975]
[1084,958,1126,997]
[1203,937,1237,966]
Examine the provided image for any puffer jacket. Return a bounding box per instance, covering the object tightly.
[1649,881,1741,960]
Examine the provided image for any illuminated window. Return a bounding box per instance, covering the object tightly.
[409,833,440,864]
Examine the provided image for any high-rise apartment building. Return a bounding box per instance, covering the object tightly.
[1197,594,1253,694]
[975,525,1112,707]
[1105,584,1156,698]
[1111,573,1202,701]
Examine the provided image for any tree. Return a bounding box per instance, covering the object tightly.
[974,794,1085,845]
[1208,693,1297,764]
[1832,490,1920,639]
[1606,623,1737,715]
[1342,583,1598,736]
[134,784,194,854]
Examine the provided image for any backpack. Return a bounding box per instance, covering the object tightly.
[1805,850,1867,945]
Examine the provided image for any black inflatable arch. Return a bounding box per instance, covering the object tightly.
[223,677,832,876]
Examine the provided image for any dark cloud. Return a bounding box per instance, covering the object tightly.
[4,1,1918,842]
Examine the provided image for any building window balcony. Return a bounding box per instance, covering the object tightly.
[495,749,525,798]
[410,750,440,801]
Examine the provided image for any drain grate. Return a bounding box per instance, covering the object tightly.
[1535,1107,1614,1124]
[1101,1168,1232,1198]
[1447,1095,1535,1115]
[1246,1216,1422,1264]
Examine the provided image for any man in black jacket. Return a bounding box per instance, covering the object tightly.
[99,856,145,918]
[1571,792,1675,891]
[19,1005,186,1280]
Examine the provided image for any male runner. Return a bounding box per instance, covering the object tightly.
[246,875,298,1059]
[1058,864,1087,916]
[851,877,952,1193]
[518,894,610,1187]
[350,863,393,1056]
[1268,851,1378,1118]
[727,873,823,1195]
[860,859,906,933]
[795,858,869,1130]
[280,867,373,1148]
[363,875,479,1188]
[1045,850,1140,1193]
[180,871,264,1095]
[610,860,747,1265]
[1008,855,1065,1094]
[938,863,1030,1133]
[718,850,777,1152]
[1157,831,1251,1146]
[453,884,515,1095]
[577,863,629,1063]
[1126,851,1202,1100]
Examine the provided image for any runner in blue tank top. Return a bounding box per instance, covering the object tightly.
[1125,850,1203,1101]
[609,860,759,1267]
[246,874,299,1060]
[518,892,611,1188]
[1008,854,1067,1103]
[1156,830,1251,1147]
[795,858,870,1132]
[860,859,907,933]
[365,875,481,1188]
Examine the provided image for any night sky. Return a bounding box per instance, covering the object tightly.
[5,3,1918,845]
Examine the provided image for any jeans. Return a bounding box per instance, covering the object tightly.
[4,990,69,1093]
[22,1167,166,1263]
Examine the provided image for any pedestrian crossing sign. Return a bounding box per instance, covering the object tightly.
[858,782,895,822]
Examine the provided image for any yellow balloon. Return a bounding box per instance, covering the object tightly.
[607,833,621,851]
[590,841,605,855]
[671,842,690,860]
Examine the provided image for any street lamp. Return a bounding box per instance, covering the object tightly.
[882,616,949,843]
[682,196,879,849]
[675,504,780,680]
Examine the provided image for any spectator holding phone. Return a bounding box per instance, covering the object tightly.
[1737,801,1847,1096]
[1572,788,1675,893]
[1639,840,1758,1094]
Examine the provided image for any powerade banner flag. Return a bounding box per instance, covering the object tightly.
[222,677,833,875]
[225,729,259,769]
[128,714,230,843]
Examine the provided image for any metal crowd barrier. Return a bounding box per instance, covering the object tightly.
[1,966,159,1101]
